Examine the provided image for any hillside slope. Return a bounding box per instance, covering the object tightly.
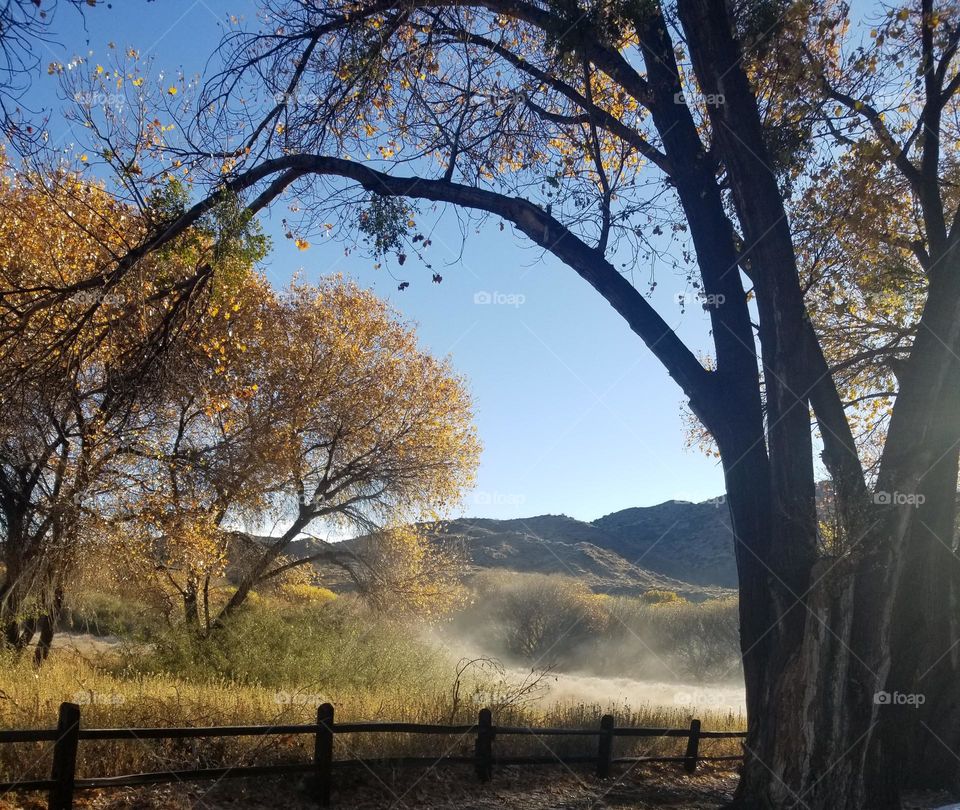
[429,514,732,599]
[591,500,736,588]
[309,499,737,599]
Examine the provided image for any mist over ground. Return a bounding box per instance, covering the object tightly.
[534,672,745,712]
[432,571,746,717]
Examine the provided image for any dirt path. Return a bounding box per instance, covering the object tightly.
[5,767,960,808]
[1,765,738,809]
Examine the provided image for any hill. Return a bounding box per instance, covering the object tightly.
[307,498,737,600]
[427,514,731,599]
[591,499,736,587]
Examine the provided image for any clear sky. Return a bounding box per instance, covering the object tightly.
[28,0,742,521]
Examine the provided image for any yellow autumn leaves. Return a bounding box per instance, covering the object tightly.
[0,155,481,627]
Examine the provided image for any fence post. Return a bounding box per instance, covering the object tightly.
[596,714,614,778]
[48,702,80,810]
[474,708,493,782]
[315,703,334,807]
[684,718,701,774]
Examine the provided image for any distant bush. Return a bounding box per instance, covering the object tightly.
[457,572,605,666]
[601,595,741,680]
[640,589,686,605]
[60,589,166,640]
[278,583,337,604]
[666,596,740,680]
[452,573,741,681]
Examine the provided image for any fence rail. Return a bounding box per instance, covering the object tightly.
[0,701,747,809]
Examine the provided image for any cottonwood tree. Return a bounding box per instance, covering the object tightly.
[122,276,479,630]
[214,279,479,623]
[342,525,469,619]
[0,160,266,658]
[791,5,960,793]
[0,163,152,659]
[13,0,960,804]
[190,3,960,805]
[114,270,281,631]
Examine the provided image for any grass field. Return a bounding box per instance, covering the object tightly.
[0,653,744,784]
[0,590,745,795]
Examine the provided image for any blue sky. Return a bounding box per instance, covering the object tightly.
[28,0,747,521]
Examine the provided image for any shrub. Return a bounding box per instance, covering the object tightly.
[60,589,166,640]
[601,594,741,681]
[278,583,337,604]
[640,589,686,605]
[461,572,605,666]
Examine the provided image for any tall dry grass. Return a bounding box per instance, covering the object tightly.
[0,650,744,785]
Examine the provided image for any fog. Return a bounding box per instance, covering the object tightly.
[533,670,745,713]
[438,572,745,711]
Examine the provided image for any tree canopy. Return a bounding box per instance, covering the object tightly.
[0,155,479,651]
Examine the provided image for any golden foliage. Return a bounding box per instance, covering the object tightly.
[0,153,479,636]
[347,525,468,620]
[122,275,479,623]
[278,583,337,604]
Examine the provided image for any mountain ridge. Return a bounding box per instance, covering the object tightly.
[282,497,737,601]
[427,497,736,597]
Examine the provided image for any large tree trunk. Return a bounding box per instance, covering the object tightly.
[671,0,959,804]
[718,337,960,810]
[716,439,872,809]
[886,456,960,793]
[884,357,960,792]
[212,512,315,627]
[1,535,38,652]
[1,580,24,649]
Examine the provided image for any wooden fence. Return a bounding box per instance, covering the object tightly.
[0,701,747,809]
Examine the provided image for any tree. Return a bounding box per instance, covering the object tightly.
[113,269,280,631]
[0,159,266,658]
[0,161,152,659]
[15,0,960,804]
[473,572,604,664]
[784,6,960,793]
[342,525,469,619]
[121,276,480,630]
[662,597,741,681]
[216,279,479,623]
